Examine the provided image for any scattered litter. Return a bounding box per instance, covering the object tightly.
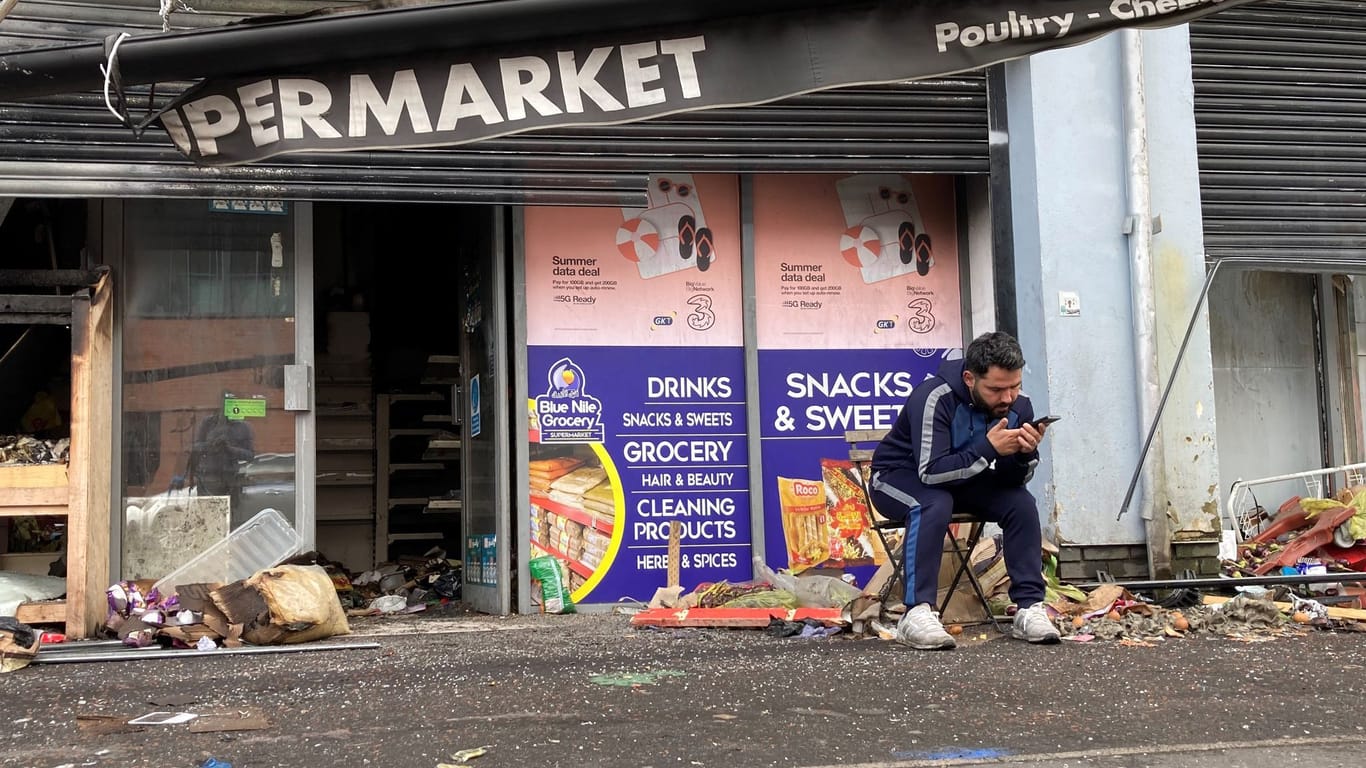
[766,617,842,638]
[0,617,39,673]
[589,670,685,687]
[76,714,143,736]
[436,745,491,766]
[198,759,233,768]
[127,712,197,726]
[647,586,684,609]
[368,595,407,614]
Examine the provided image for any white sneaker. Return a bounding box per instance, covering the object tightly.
[895,604,956,650]
[1011,603,1061,644]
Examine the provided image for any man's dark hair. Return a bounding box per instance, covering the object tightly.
[963,331,1025,376]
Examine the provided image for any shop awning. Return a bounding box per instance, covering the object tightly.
[0,0,1258,166]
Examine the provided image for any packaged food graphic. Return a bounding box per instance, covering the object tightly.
[777,476,830,573]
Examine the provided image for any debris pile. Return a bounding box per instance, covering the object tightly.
[0,434,69,466]
[336,548,463,616]
[1223,489,1366,595]
[1046,586,1320,645]
[105,564,351,649]
[0,616,39,672]
[629,556,874,631]
[631,529,1366,645]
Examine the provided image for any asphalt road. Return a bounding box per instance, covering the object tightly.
[4,610,1366,768]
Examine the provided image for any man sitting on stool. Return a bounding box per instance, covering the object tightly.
[870,331,1060,649]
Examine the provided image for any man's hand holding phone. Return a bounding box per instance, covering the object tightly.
[989,415,1061,455]
[1017,415,1060,453]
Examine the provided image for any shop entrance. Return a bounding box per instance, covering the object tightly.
[312,203,510,614]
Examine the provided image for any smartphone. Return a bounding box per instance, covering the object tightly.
[1032,415,1062,428]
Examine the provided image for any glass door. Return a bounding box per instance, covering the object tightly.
[460,206,511,614]
[117,199,312,580]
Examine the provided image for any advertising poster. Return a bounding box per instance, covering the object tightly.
[753,173,962,583]
[524,174,749,604]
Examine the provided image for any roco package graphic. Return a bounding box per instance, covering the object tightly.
[524,175,748,604]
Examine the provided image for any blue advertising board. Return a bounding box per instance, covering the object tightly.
[523,175,748,604]
[527,346,750,602]
[757,347,951,579]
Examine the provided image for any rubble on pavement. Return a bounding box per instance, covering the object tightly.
[629,517,1366,644]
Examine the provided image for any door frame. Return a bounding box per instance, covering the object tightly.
[105,197,317,567]
[294,201,317,550]
[461,205,512,614]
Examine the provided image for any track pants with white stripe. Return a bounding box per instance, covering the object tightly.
[870,467,1046,610]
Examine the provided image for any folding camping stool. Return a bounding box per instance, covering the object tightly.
[845,429,1005,630]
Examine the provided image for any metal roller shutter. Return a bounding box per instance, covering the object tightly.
[0,1,989,206]
[1191,0,1366,262]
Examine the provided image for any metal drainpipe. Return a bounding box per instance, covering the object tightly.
[1121,28,1170,579]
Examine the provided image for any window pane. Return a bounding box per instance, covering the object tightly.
[119,200,298,580]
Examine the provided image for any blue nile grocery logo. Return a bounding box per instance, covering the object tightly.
[535,357,605,443]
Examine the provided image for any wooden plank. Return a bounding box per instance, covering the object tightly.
[65,273,113,640]
[1202,594,1366,621]
[0,314,70,324]
[318,436,375,451]
[0,486,68,507]
[845,429,889,444]
[0,551,63,575]
[0,503,68,518]
[0,268,103,288]
[667,520,681,589]
[15,600,66,625]
[0,463,68,487]
[0,294,74,313]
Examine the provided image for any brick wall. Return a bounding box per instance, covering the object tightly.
[1057,540,1222,581]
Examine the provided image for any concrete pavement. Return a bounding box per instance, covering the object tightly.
[3,609,1365,768]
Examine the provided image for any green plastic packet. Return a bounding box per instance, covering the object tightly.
[529,555,576,614]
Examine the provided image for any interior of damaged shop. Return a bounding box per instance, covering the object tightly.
[0,198,494,654]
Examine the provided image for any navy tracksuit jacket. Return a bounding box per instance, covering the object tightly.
[869,358,1046,609]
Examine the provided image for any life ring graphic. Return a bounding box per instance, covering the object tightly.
[616,217,660,262]
[840,225,880,268]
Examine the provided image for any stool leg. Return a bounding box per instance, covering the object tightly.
[873,526,903,604]
[938,522,1006,632]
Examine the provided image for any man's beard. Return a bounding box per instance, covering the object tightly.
[970,386,1011,418]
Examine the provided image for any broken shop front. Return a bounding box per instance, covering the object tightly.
[0,0,1259,625]
[111,198,503,610]
[0,195,500,629]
